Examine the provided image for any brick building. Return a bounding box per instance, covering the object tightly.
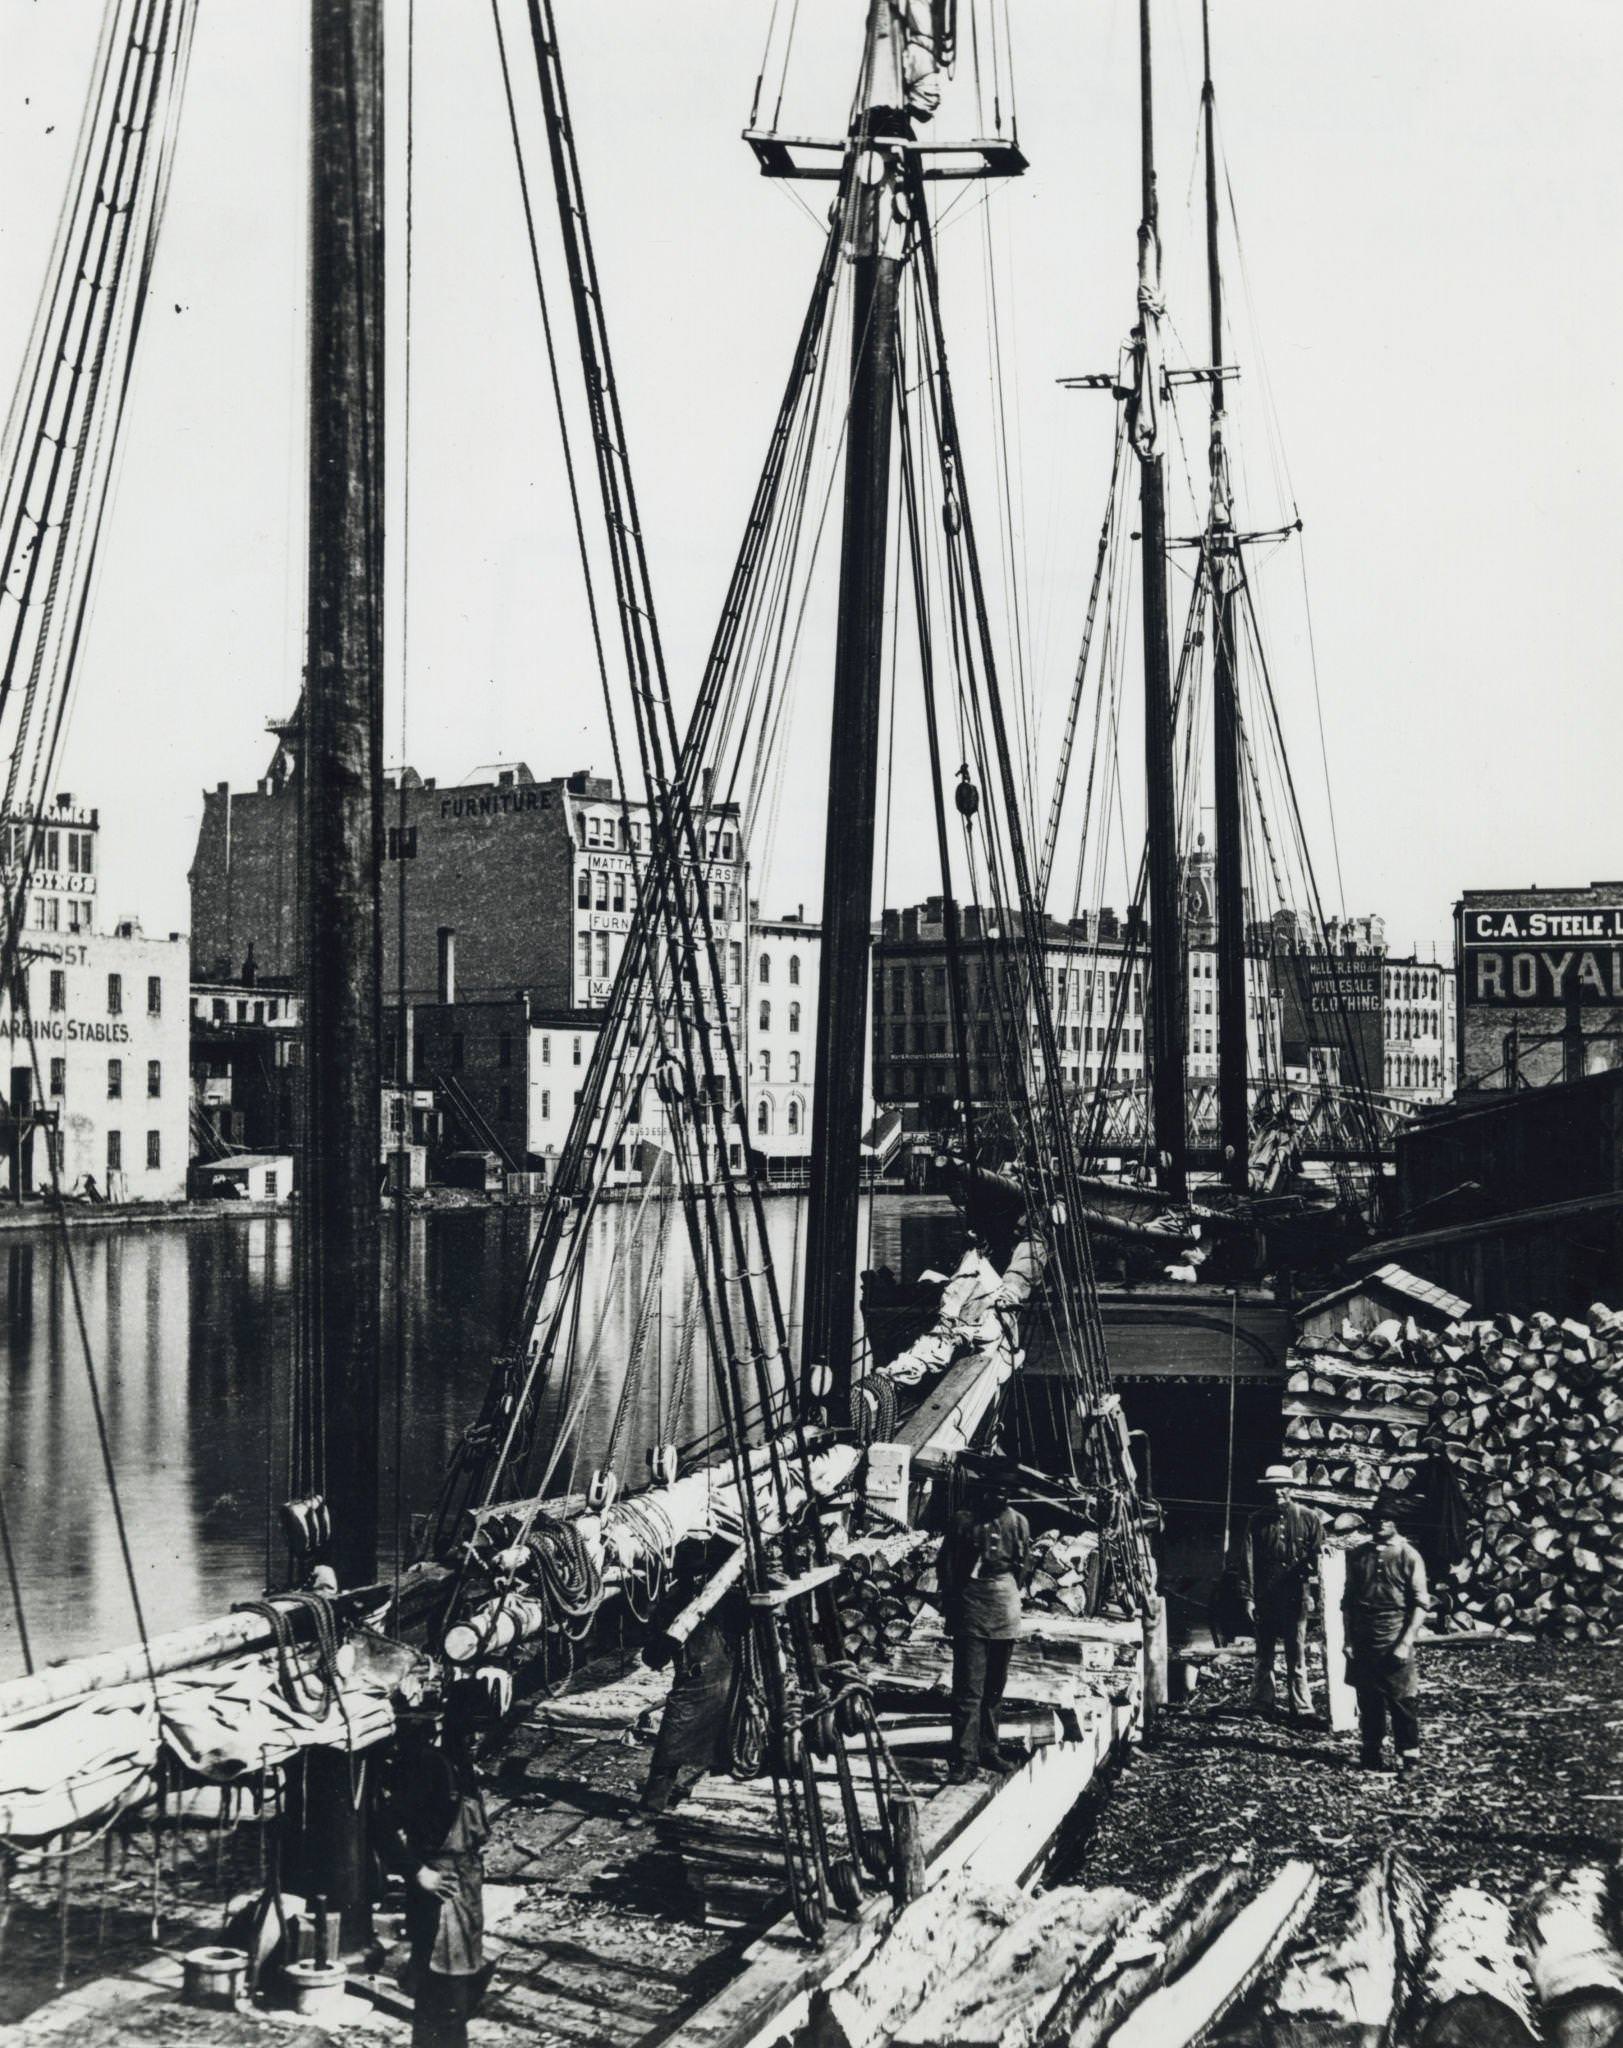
[873,897,1281,1112]
[1456,882,1623,1091]
[190,743,747,1018]
[2,796,188,1201]
[190,973,300,1156]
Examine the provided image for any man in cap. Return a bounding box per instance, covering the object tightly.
[1239,1462,1326,1723]
[936,1476,1032,1785]
[1341,1490,1429,1776]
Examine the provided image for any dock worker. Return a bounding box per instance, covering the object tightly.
[1342,1490,1430,1777]
[382,1686,492,2048]
[936,1476,1032,1785]
[639,1572,748,1815]
[1240,1462,1326,1724]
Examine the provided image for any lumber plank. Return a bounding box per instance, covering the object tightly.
[891,1885,1142,2048]
[1105,1860,1321,2048]
[1060,1861,1253,2048]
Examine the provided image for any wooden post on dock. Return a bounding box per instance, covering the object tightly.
[1142,1593,1169,1736]
[889,1792,926,1906]
[1318,1543,1357,1733]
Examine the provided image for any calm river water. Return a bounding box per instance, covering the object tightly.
[0,1194,960,1677]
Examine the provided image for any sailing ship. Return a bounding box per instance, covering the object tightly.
[0,0,1391,2037]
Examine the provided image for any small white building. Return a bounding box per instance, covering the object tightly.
[2,797,189,1202]
[749,909,820,1177]
[195,1152,293,1204]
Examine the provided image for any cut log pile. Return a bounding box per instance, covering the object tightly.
[1282,1302,1623,1639]
[834,1537,937,1663]
[796,1850,1623,2048]
[1025,1530,1103,1622]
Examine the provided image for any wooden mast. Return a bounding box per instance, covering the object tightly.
[1132,0,1187,1200]
[802,1,912,1411]
[299,0,385,1590]
[1203,0,1249,1192]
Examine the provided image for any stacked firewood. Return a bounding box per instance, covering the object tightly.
[834,1540,935,1662]
[1426,1306,1623,1640]
[1025,1529,1104,1620]
[1282,1302,1623,1639]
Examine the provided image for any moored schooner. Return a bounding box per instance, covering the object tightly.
[0,1,1158,2034]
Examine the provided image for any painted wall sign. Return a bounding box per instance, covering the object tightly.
[1460,902,1623,1008]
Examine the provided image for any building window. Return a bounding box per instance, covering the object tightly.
[789,1052,800,1083]
[541,1089,551,1119]
[213,998,227,1022]
[788,954,800,986]
[50,970,65,1012]
[594,931,610,978]
[107,1058,122,1100]
[759,953,771,984]
[107,1130,122,1174]
[595,869,610,911]
[107,973,122,1015]
[756,1098,771,1136]
[68,900,91,933]
[49,1057,64,1096]
[787,1098,802,1136]
[264,1171,278,1199]
[576,932,590,983]
[729,941,742,987]
[611,871,625,913]
[759,1000,770,1031]
[573,1036,583,1066]
[760,1051,771,1082]
[146,1131,161,1170]
[577,871,590,909]
[147,1060,161,1098]
[541,1036,551,1064]
[789,1002,801,1033]
[499,1033,512,1069]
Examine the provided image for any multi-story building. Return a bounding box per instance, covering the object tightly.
[1455,882,1623,1091]
[190,744,746,1021]
[1,796,188,1201]
[190,971,301,1156]
[873,897,1280,1111]
[749,907,820,1174]
[1382,957,1457,1102]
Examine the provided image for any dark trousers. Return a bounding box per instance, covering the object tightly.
[412,1970,479,2048]
[1252,1594,1313,1715]
[950,1633,1014,1768]
[1355,1674,1420,1762]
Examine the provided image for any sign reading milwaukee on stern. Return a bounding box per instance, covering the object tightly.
[1462,903,1623,1008]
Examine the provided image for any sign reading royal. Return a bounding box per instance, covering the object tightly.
[1461,900,1623,1009]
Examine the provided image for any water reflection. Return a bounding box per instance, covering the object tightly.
[0,1194,959,1675]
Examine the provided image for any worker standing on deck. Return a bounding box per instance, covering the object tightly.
[1240,1463,1326,1724]
[383,1687,492,2048]
[1342,1491,1430,1777]
[937,1477,1032,1785]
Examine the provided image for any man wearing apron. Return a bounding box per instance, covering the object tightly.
[385,1693,492,2048]
[1342,1490,1430,1776]
[936,1479,1032,1785]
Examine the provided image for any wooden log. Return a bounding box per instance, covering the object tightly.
[1521,1866,1623,2048]
[806,1871,1026,2048]
[1105,1861,1320,2048]
[892,1885,1142,2048]
[1414,1885,1538,2048]
[1060,1861,1252,2048]
[1261,1848,1427,2046]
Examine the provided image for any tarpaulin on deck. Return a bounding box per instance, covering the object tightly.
[0,1634,415,1845]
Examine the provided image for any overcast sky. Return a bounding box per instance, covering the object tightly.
[1,1,1620,958]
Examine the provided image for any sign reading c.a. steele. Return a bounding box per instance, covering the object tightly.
[1462,902,1623,1008]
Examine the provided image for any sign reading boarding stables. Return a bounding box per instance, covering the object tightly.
[1462,902,1623,1008]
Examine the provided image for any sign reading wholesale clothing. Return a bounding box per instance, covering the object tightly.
[1279,955,1384,1086]
[1461,903,1623,1008]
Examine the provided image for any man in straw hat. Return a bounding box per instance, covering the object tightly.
[1239,1462,1326,1723]
[1341,1488,1430,1776]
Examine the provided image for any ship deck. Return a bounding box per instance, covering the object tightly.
[8,1611,1143,2048]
